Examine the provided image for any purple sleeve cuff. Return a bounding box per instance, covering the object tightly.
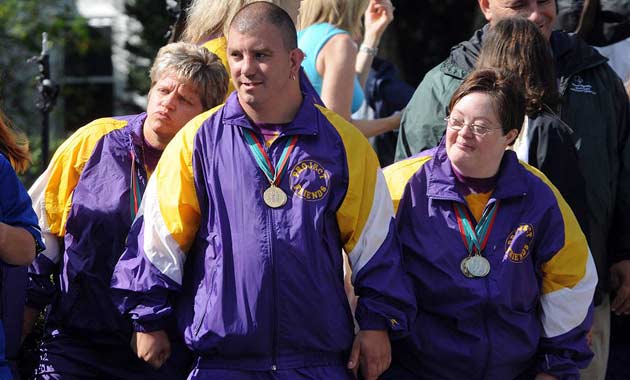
[132,318,169,333]
[26,254,58,310]
[355,301,406,333]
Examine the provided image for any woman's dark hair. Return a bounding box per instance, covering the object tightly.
[0,110,30,173]
[477,17,559,117]
[449,68,526,138]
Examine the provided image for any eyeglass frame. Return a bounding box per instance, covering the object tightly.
[444,116,504,137]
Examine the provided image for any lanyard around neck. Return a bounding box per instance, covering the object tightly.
[453,200,499,256]
[243,130,298,186]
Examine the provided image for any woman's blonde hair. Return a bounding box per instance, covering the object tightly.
[0,110,30,173]
[182,0,299,44]
[298,0,369,39]
[181,0,249,44]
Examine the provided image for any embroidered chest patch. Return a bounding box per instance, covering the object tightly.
[504,224,535,263]
[569,75,597,95]
[290,160,331,201]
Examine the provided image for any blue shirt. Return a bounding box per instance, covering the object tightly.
[298,23,365,113]
[0,153,44,378]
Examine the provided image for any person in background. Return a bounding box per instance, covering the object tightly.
[298,0,401,137]
[606,80,630,380]
[110,3,415,380]
[361,56,414,167]
[395,1,630,378]
[476,17,589,238]
[384,68,596,380]
[0,110,44,380]
[24,42,228,380]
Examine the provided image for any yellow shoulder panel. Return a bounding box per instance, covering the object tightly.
[383,155,432,214]
[44,117,128,236]
[154,105,223,251]
[519,161,588,293]
[315,105,380,253]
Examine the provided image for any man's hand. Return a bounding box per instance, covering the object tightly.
[610,260,630,315]
[131,330,171,369]
[347,329,390,380]
[535,373,558,380]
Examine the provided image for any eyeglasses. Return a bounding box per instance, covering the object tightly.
[444,116,502,137]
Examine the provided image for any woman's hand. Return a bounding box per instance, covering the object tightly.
[363,0,395,47]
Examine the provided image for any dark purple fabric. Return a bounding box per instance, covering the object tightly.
[31,327,191,380]
[142,137,163,172]
[1,264,26,360]
[451,165,497,196]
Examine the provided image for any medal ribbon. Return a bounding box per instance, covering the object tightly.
[129,151,145,221]
[453,200,500,256]
[243,130,298,186]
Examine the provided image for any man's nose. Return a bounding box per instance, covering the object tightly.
[241,56,256,76]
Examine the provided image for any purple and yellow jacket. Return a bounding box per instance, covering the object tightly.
[110,92,416,370]
[27,114,153,337]
[384,143,597,380]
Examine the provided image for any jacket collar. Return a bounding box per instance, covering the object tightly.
[222,91,320,137]
[426,139,529,202]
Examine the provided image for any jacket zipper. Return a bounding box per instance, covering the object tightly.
[267,208,279,371]
[478,200,494,380]
[264,135,279,372]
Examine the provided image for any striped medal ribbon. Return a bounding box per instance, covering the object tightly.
[453,200,500,278]
[243,130,298,208]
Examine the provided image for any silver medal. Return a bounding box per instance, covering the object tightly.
[460,257,474,278]
[263,185,287,208]
[465,255,491,277]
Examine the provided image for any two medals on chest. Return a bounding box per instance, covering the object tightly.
[244,130,298,208]
[453,201,499,278]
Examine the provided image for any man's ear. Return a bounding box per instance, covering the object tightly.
[478,0,493,22]
[289,48,305,73]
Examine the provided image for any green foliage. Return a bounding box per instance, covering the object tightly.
[124,0,171,98]
[0,0,89,185]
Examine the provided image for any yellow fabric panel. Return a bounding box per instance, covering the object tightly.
[317,105,379,253]
[44,117,128,237]
[383,155,432,214]
[155,106,221,252]
[520,162,588,294]
[202,37,236,98]
[464,192,492,222]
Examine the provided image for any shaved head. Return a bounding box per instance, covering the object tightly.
[229,1,297,50]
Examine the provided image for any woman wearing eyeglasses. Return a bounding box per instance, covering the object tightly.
[382,68,597,380]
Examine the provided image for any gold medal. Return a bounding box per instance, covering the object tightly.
[263,185,287,208]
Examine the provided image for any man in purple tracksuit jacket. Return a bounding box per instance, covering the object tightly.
[24,43,229,380]
[110,3,416,380]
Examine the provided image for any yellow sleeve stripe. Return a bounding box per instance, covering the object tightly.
[155,106,221,252]
[316,105,379,253]
[519,162,588,293]
[43,117,128,236]
[202,37,235,99]
[383,155,432,214]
